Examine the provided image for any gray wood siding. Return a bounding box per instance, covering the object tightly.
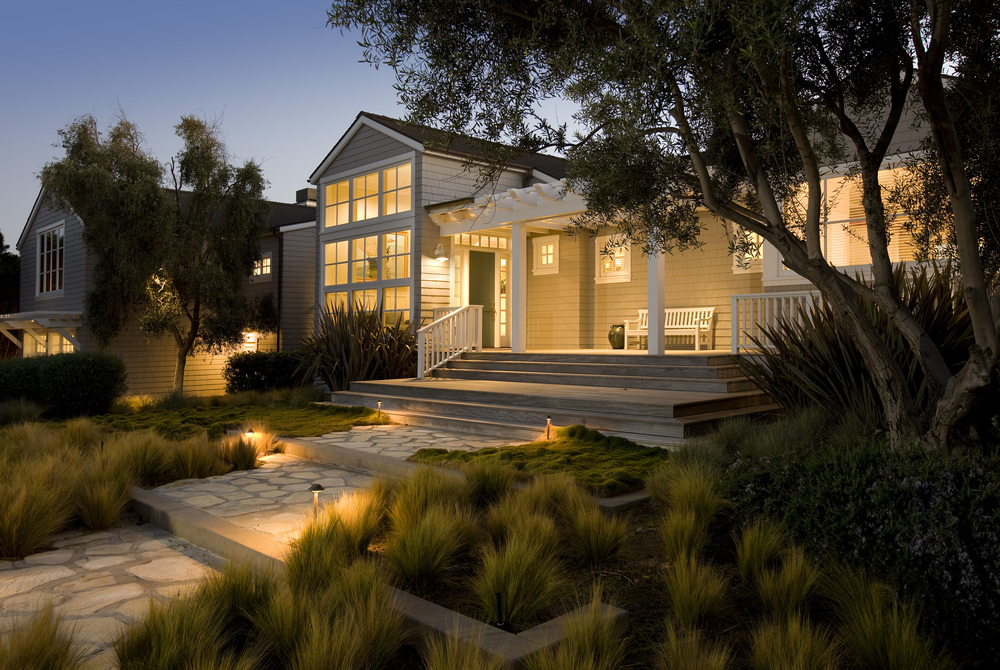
[243,234,280,300]
[19,203,88,314]
[420,153,527,206]
[279,226,316,349]
[320,125,413,181]
[109,325,227,396]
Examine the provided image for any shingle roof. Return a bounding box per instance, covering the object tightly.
[264,200,316,230]
[360,112,569,180]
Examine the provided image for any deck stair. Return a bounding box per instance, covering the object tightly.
[327,352,776,447]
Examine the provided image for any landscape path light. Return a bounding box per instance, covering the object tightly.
[546,416,552,440]
[309,483,325,517]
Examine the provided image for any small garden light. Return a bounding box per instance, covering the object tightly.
[309,483,325,516]
[546,416,552,440]
[377,401,382,420]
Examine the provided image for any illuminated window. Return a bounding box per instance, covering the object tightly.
[352,236,379,282]
[251,252,272,281]
[352,288,378,310]
[353,172,379,221]
[595,235,630,284]
[324,291,348,312]
[323,162,412,228]
[532,235,559,276]
[324,240,349,287]
[457,233,508,249]
[324,180,350,228]
[382,231,410,280]
[382,164,412,216]
[382,286,410,325]
[38,224,64,295]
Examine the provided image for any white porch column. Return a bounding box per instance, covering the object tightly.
[647,244,666,355]
[511,221,528,352]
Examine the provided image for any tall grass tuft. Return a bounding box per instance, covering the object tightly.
[248,584,305,666]
[563,495,627,568]
[756,546,819,616]
[515,473,580,519]
[389,465,467,532]
[0,456,74,560]
[285,513,352,594]
[463,457,516,507]
[657,624,732,670]
[0,398,45,426]
[665,556,728,631]
[330,560,407,668]
[749,615,838,670]
[385,505,474,593]
[735,518,788,583]
[661,510,709,564]
[197,561,277,649]
[0,422,66,462]
[75,460,133,530]
[109,430,174,487]
[665,464,731,525]
[422,631,506,670]
[61,417,103,450]
[114,596,228,669]
[171,433,224,480]
[239,419,283,454]
[0,605,85,670]
[820,564,950,670]
[473,531,562,630]
[221,434,261,471]
[330,489,387,557]
[524,587,628,670]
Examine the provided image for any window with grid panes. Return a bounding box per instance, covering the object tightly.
[382,164,412,216]
[352,236,379,282]
[38,225,64,294]
[324,241,349,286]
[352,172,379,221]
[382,231,410,280]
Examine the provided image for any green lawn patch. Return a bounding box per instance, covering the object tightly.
[408,425,669,496]
[89,402,387,440]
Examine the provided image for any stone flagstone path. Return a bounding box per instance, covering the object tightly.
[0,525,218,668]
[298,424,520,458]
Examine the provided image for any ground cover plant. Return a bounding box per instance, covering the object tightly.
[409,425,669,496]
[90,387,388,439]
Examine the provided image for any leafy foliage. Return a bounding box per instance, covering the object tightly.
[0,351,127,417]
[0,233,20,360]
[297,302,416,392]
[223,350,303,394]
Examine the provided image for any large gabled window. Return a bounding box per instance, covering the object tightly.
[38,224,64,295]
[323,162,412,228]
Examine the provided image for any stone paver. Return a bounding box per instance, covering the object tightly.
[0,525,218,665]
[302,423,521,458]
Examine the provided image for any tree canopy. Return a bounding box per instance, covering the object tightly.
[41,115,274,392]
[328,0,1000,449]
[0,233,20,359]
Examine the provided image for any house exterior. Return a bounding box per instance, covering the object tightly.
[0,189,317,395]
[309,112,926,359]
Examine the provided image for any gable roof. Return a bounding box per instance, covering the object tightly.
[309,111,569,184]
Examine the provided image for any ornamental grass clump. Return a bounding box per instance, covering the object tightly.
[0,398,45,427]
[331,489,388,557]
[0,456,74,560]
[463,457,516,507]
[755,546,819,617]
[657,625,732,670]
[748,615,839,670]
[661,510,709,564]
[61,417,103,450]
[0,606,86,670]
[665,556,729,631]
[389,465,467,533]
[109,430,174,487]
[171,433,224,480]
[473,530,562,630]
[239,419,283,455]
[75,459,133,530]
[563,494,627,568]
[422,632,507,670]
[114,593,231,669]
[385,505,477,593]
[220,434,261,471]
[524,587,628,670]
[735,518,788,582]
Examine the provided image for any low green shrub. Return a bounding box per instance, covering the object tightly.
[223,350,303,394]
[723,426,1000,664]
[0,351,127,418]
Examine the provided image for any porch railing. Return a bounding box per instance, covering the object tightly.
[417,305,483,378]
[731,291,821,354]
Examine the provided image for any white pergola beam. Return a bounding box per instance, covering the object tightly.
[511,221,528,353]
[0,325,22,349]
[54,327,82,351]
[647,244,666,355]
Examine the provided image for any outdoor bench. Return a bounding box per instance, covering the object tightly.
[624,307,717,351]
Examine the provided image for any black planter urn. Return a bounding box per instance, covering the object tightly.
[608,324,626,350]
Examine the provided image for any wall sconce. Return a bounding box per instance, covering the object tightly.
[433,243,447,261]
[309,483,325,517]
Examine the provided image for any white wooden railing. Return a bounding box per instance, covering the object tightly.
[417,305,483,378]
[731,291,821,354]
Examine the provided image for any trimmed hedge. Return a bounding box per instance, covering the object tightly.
[223,350,302,394]
[0,352,127,418]
[723,432,1000,666]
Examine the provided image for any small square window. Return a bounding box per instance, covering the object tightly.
[595,235,631,284]
[251,252,272,281]
[532,235,559,276]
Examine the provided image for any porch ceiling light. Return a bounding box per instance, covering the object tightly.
[433,243,447,260]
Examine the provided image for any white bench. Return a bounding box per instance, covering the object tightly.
[624,308,717,351]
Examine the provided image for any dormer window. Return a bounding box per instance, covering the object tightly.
[323,162,412,228]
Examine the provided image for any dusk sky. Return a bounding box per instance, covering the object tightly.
[0,0,403,252]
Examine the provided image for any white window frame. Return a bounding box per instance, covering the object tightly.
[321,159,413,229]
[532,234,559,276]
[251,252,272,282]
[594,235,631,284]
[36,221,65,298]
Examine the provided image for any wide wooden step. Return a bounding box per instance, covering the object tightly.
[429,367,756,393]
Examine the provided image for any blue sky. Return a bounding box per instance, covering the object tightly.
[0,0,403,251]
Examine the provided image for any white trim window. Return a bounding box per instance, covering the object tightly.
[251,252,272,282]
[37,223,65,296]
[595,235,630,284]
[532,234,559,276]
[322,161,412,228]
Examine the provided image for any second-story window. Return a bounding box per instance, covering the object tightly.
[323,162,412,228]
[38,224,65,295]
[251,252,272,281]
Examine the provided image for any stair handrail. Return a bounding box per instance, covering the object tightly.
[731,291,821,354]
[417,305,483,378]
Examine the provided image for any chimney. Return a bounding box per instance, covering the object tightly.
[296,188,317,207]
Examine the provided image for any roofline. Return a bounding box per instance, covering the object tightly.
[17,187,47,251]
[308,114,425,185]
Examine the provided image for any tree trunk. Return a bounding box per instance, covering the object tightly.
[173,347,187,395]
